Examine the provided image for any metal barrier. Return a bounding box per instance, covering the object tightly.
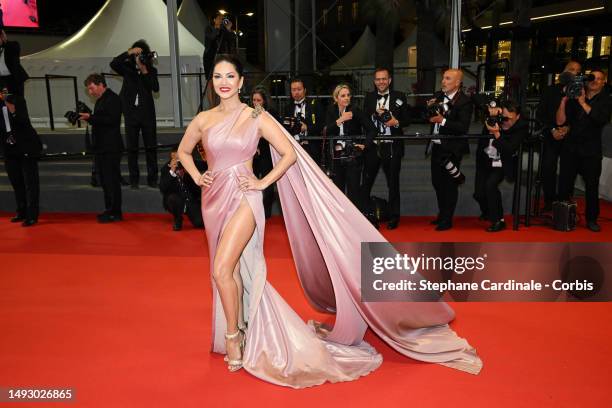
[27,75,80,131]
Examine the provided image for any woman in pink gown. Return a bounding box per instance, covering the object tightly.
[177,55,482,388]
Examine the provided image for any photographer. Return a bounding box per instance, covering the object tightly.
[282,78,323,164]
[556,69,612,232]
[1,92,41,227]
[474,100,527,232]
[203,13,237,79]
[159,148,204,231]
[0,32,29,97]
[536,60,581,212]
[80,74,123,223]
[362,67,410,229]
[427,69,473,231]
[325,83,377,208]
[110,39,159,189]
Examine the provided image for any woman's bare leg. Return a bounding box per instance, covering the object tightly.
[213,198,256,362]
[233,262,245,329]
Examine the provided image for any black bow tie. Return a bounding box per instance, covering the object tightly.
[377,93,389,101]
[294,101,305,106]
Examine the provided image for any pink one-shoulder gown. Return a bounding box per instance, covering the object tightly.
[200,104,482,388]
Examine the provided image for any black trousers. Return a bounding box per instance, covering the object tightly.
[541,138,563,204]
[96,153,122,215]
[5,156,39,220]
[558,149,602,223]
[431,144,462,224]
[333,157,363,209]
[473,165,505,223]
[361,143,402,221]
[164,194,203,228]
[125,119,158,184]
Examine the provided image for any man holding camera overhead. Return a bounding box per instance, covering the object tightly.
[110,40,159,189]
[362,67,410,230]
[80,74,123,223]
[556,69,612,232]
[427,69,473,231]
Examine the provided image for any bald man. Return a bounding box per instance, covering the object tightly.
[536,60,581,212]
[427,69,473,231]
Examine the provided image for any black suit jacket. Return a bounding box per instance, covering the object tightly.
[432,91,473,157]
[536,83,564,142]
[110,52,159,124]
[88,89,123,154]
[563,92,612,158]
[325,104,377,145]
[477,117,528,181]
[159,161,202,209]
[0,95,41,157]
[282,98,324,137]
[364,89,410,156]
[1,41,29,84]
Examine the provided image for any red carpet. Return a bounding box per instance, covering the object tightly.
[1,209,611,407]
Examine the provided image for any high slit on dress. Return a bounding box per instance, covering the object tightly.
[201,104,482,388]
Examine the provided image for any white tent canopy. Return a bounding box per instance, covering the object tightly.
[24,0,204,60]
[330,26,376,70]
[22,0,204,128]
[178,0,209,45]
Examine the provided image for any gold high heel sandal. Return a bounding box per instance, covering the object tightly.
[224,324,246,363]
[224,329,245,372]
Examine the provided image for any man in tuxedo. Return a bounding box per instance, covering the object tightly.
[0,32,29,97]
[427,69,473,231]
[556,69,612,232]
[536,60,581,212]
[282,78,323,164]
[1,92,41,226]
[110,40,160,189]
[79,74,124,223]
[362,67,410,229]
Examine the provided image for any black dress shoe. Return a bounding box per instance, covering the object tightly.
[10,215,25,223]
[430,218,440,225]
[173,217,183,231]
[97,213,123,223]
[387,219,399,230]
[22,219,37,227]
[586,222,601,232]
[435,222,452,231]
[478,213,488,221]
[486,220,506,232]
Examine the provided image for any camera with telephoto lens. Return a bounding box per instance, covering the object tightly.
[440,156,465,185]
[376,109,393,124]
[137,51,158,66]
[282,115,303,135]
[333,140,363,163]
[559,72,595,99]
[426,95,450,119]
[64,101,92,125]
